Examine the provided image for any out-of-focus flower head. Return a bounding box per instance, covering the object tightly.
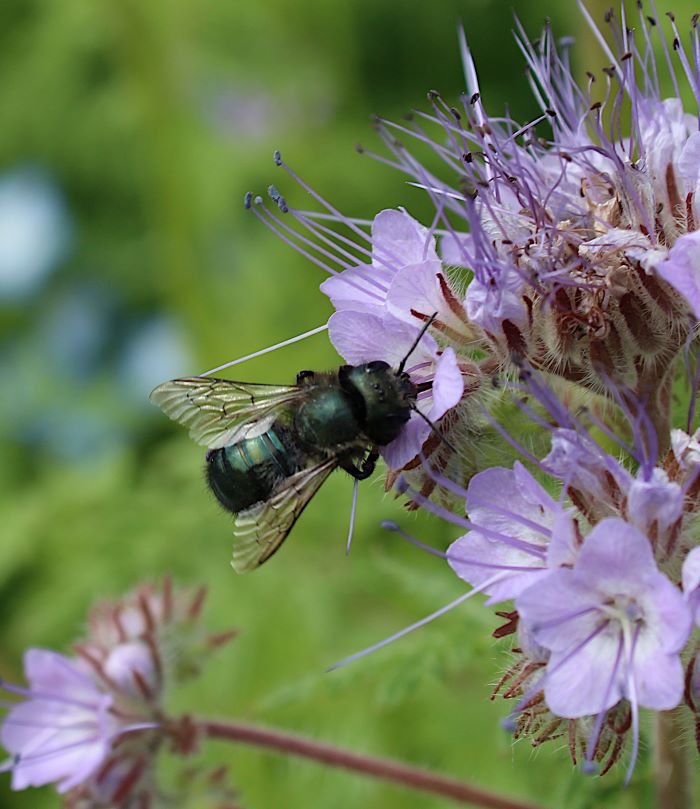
[0,646,160,806]
[0,167,72,301]
[0,580,238,807]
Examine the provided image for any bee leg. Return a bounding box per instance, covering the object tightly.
[341,447,379,481]
[296,370,316,385]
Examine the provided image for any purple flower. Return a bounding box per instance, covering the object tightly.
[656,232,700,319]
[346,17,700,402]
[464,264,528,337]
[1,581,238,804]
[517,518,691,719]
[320,207,476,340]
[627,468,683,536]
[320,209,436,316]
[243,5,700,778]
[1,650,118,793]
[543,428,630,509]
[329,310,464,467]
[682,547,700,627]
[447,462,577,604]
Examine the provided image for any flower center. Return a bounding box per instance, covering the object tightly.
[599,594,643,630]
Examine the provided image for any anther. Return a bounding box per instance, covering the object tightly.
[273,150,282,166]
[267,185,288,213]
[381,520,400,532]
[243,191,253,209]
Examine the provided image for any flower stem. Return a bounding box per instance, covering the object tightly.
[197,717,544,809]
[654,709,692,809]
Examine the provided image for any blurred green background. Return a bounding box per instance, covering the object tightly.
[0,1,694,807]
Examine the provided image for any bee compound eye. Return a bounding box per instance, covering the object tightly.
[367,360,389,372]
[297,369,316,384]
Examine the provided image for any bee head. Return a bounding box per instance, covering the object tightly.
[339,361,417,446]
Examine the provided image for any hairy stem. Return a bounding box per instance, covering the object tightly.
[197,718,544,809]
[654,709,692,809]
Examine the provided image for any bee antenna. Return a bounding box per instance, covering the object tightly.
[397,312,438,374]
[409,405,459,455]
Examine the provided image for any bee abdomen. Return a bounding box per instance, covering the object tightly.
[206,429,298,514]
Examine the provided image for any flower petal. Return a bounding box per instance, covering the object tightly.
[656,231,700,318]
[573,519,657,590]
[683,546,700,626]
[428,347,463,420]
[371,208,438,268]
[327,310,436,367]
[320,264,392,314]
[387,260,467,334]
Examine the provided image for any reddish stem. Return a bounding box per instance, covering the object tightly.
[197,717,544,809]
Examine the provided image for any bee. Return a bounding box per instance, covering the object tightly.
[149,321,437,572]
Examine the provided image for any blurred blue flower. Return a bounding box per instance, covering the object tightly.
[0,168,73,300]
[39,286,114,381]
[119,316,193,405]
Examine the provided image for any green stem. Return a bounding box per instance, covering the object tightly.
[198,718,545,809]
[654,710,692,809]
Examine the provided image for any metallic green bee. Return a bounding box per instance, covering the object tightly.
[150,354,423,572]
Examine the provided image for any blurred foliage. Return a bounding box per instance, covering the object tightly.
[1,1,698,807]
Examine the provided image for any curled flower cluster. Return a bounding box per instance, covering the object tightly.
[248,2,700,780]
[0,580,237,807]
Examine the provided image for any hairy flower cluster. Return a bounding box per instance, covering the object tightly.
[444,415,700,777]
[248,2,700,779]
[252,4,700,466]
[0,580,237,807]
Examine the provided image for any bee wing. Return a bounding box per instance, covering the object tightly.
[231,458,337,573]
[150,377,305,449]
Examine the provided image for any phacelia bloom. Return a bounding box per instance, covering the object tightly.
[518,519,690,748]
[0,648,158,800]
[447,462,577,603]
[85,578,237,683]
[249,5,700,486]
[377,14,700,416]
[430,401,697,774]
[248,1,700,780]
[683,546,700,627]
[1,580,238,806]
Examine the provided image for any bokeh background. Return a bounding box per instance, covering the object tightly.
[1,2,696,807]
